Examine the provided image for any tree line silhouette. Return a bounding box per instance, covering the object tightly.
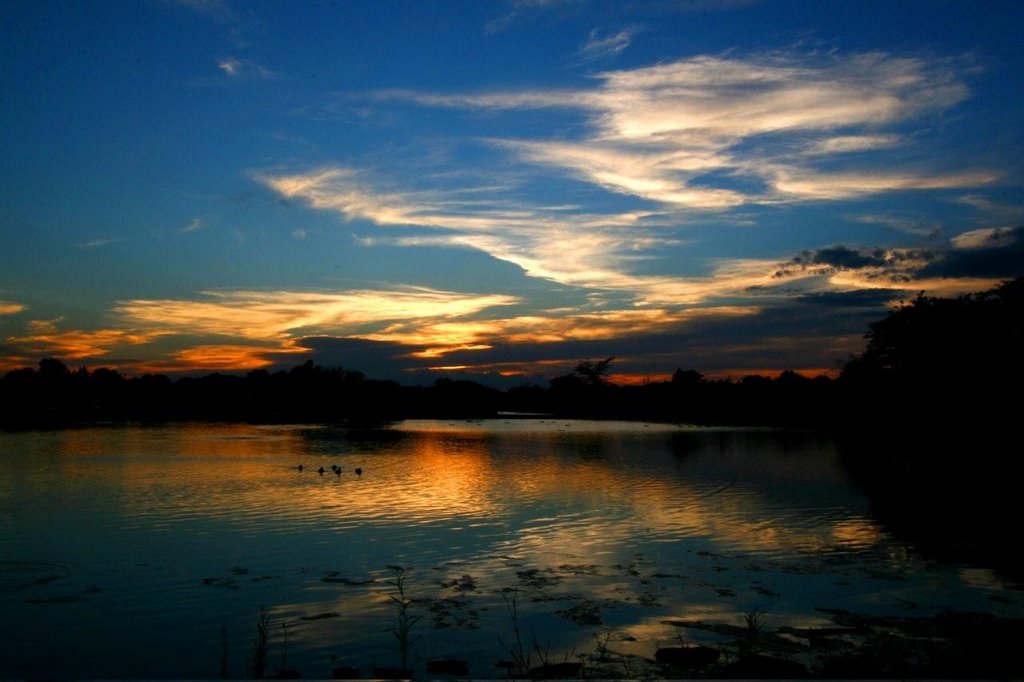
[2,277,1020,431]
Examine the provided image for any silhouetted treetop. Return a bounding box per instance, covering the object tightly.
[842,276,1023,387]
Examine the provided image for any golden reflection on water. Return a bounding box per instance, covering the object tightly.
[3,421,1018,680]
[34,422,886,561]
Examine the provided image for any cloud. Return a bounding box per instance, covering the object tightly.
[170,0,258,48]
[132,344,297,374]
[796,245,910,270]
[777,245,936,285]
[919,226,1024,278]
[78,238,126,249]
[180,217,204,233]
[950,226,1020,250]
[257,162,1006,319]
[115,287,521,342]
[217,57,276,79]
[376,51,990,208]
[805,135,901,155]
[760,165,997,201]
[5,325,163,361]
[257,165,699,299]
[577,26,642,61]
[0,300,25,315]
[851,212,941,238]
[485,0,578,33]
[795,289,902,308]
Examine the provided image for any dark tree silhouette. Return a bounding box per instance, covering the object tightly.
[843,277,1023,384]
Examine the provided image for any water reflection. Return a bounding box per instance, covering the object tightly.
[0,421,1019,679]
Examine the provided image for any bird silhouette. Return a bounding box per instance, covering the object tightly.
[354,467,363,476]
[317,467,325,475]
[297,464,304,472]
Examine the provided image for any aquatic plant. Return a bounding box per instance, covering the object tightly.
[497,588,531,677]
[278,620,291,671]
[250,607,270,679]
[385,565,420,672]
[739,609,766,657]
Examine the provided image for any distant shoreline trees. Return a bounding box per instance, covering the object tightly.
[1,278,1020,430]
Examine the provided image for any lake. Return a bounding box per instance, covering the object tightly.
[0,420,1019,678]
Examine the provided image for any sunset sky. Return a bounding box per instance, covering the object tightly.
[2,0,1023,385]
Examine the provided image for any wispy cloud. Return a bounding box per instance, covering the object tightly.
[486,0,578,33]
[115,288,522,342]
[258,157,1000,314]
[180,217,204,233]
[217,56,276,79]
[805,135,901,155]
[257,165,683,297]
[577,26,642,61]
[132,344,294,374]
[375,51,990,208]
[851,212,941,238]
[951,226,1019,249]
[170,0,257,48]
[78,238,126,249]
[5,325,163,360]
[0,300,25,315]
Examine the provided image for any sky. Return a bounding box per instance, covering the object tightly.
[2,0,1023,386]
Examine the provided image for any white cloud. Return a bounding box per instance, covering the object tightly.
[578,26,642,61]
[217,56,276,79]
[851,213,940,238]
[951,226,1019,250]
[806,135,901,155]
[181,217,203,233]
[376,51,989,208]
[78,238,126,249]
[262,51,1001,329]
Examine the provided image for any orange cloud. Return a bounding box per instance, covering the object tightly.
[115,288,521,341]
[364,305,761,358]
[0,300,26,315]
[5,327,164,361]
[129,344,300,374]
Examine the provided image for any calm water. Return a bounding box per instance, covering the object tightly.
[0,420,1018,678]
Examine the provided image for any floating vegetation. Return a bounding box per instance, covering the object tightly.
[420,595,480,630]
[554,599,603,625]
[439,574,477,591]
[300,612,340,621]
[751,583,780,597]
[321,571,375,585]
[636,590,661,607]
[516,568,561,588]
[425,658,469,675]
[557,563,600,576]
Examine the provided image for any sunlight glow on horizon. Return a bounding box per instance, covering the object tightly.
[1,1,1021,382]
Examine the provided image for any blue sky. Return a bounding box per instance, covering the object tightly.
[2,0,1023,384]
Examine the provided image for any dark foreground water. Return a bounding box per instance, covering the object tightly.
[0,420,1019,678]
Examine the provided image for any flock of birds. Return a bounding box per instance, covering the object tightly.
[296,464,363,477]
